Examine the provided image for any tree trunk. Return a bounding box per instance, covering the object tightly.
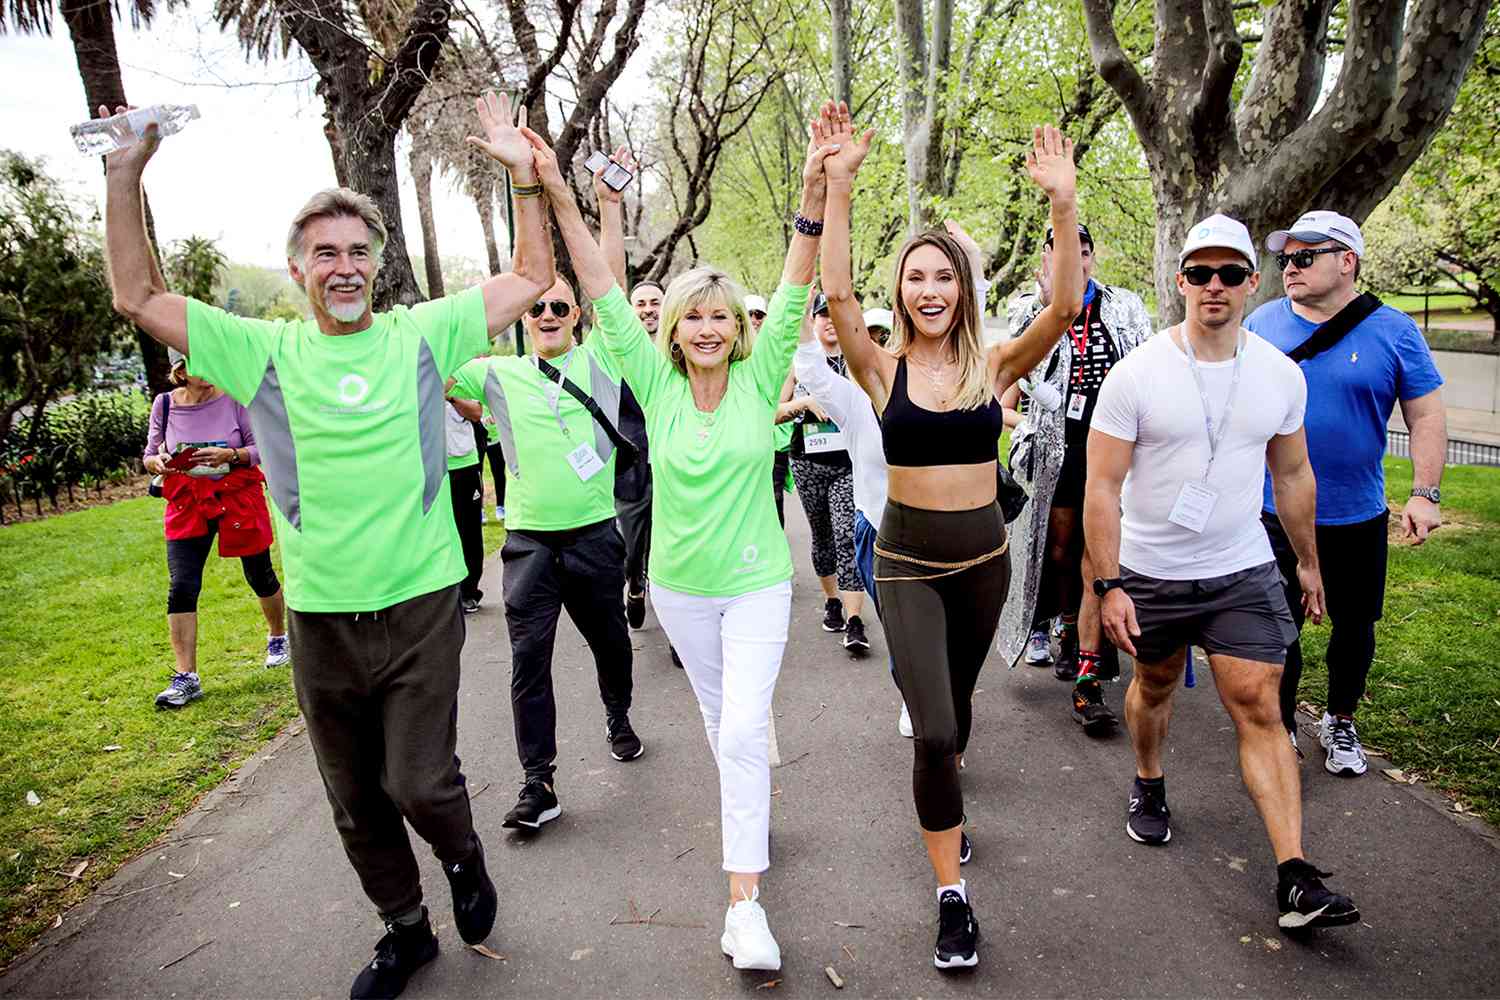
[829,0,852,107]
[409,134,444,298]
[1083,0,1489,327]
[892,0,930,235]
[59,0,171,398]
[474,189,502,276]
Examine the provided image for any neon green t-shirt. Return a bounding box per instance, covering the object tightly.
[591,281,809,597]
[449,337,622,533]
[185,288,490,612]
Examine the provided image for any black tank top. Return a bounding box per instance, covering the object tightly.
[881,357,1005,467]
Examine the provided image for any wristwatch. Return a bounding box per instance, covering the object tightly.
[1410,486,1441,504]
[1092,577,1124,598]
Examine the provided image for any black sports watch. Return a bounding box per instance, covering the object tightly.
[1410,486,1441,504]
[1093,577,1124,598]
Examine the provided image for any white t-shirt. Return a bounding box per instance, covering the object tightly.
[793,341,887,524]
[1091,327,1306,580]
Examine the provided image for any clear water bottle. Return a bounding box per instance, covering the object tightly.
[69,104,200,156]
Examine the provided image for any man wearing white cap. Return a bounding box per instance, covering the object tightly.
[863,307,893,346]
[745,293,769,332]
[1247,210,1446,777]
[1085,213,1360,931]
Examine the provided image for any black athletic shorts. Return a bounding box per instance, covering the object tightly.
[1120,560,1297,665]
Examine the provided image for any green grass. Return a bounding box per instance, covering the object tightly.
[0,498,505,968]
[1294,460,1500,825]
[1421,328,1499,355]
[1385,293,1478,314]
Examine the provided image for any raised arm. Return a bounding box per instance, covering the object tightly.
[817,102,886,407]
[991,126,1082,392]
[529,128,618,303]
[465,92,554,333]
[594,147,634,291]
[102,107,188,353]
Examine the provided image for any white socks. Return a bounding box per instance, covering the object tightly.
[937,878,967,903]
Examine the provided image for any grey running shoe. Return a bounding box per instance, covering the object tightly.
[154,671,202,709]
[1024,630,1051,666]
[1321,714,1368,777]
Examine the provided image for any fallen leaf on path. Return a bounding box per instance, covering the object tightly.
[569,948,592,961]
[25,791,40,807]
[61,861,88,880]
[1262,937,1282,952]
[841,944,856,963]
[1239,936,1251,944]
[168,871,189,879]
[470,944,507,961]
[228,901,240,909]
[755,979,782,990]
[1227,857,1247,873]
[825,966,846,989]
[52,915,61,929]
[833,921,865,929]
[102,745,123,752]
[1381,768,1406,783]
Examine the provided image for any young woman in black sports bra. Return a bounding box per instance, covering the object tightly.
[817,104,1084,971]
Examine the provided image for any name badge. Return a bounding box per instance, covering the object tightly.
[1066,393,1087,420]
[803,420,845,454]
[566,443,606,482]
[1168,480,1218,533]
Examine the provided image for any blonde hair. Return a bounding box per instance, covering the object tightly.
[887,230,990,410]
[285,188,388,262]
[657,267,755,375]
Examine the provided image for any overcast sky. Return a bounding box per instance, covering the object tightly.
[0,7,567,270]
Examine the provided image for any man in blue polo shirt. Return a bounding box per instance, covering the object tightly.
[1246,211,1447,778]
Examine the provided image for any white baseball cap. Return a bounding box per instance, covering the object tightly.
[1265,210,1365,257]
[744,294,768,314]
[1178,213,1257,270]
[863,308,893,330]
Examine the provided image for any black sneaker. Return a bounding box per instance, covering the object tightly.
[1277,859,1360,930]
[842,616,870,656]
[442,840,497,945]
[606,713,644,761]
[1126,776,1171,845]
[1053,626,1079,681]
[670,645,683,669]
[822,598,846,633]
[933,889,980,970]
[502,779,561,830]
[1072,678,1117,733]
[959,831,972,866]
[461,596,481,615]
[350,907,439,1000]
[626,587,646,630]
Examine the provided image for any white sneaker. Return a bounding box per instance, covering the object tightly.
[479,508,488,524]
[1023,630,1051,665]
[1320,713,1368,776]
[721,889,781,971]
[264,634,290,668]
[898,702,914,738]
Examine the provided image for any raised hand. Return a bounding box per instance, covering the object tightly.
[822,101,875,183]
[520,127,568,199]
[99,104,159,177]
[801,100,840,192]
[467,92,534,175]
[1024,124,1076,201]
[593,145,636,205]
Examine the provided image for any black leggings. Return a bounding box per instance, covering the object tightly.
[484,441,508,509]
[166,519,280,614]
[875,500,1010,831]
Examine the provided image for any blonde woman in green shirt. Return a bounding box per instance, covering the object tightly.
[521,108,837,972]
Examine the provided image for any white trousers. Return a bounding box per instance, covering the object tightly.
[651,579,792,873]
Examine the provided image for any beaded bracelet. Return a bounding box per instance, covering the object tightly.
[793,213,824,237]
[512,182,544,198]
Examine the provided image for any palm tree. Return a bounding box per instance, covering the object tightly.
[1,0,178,396]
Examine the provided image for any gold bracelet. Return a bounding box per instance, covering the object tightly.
[513,182,543,198]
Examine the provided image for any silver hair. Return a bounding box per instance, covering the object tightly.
[285,188,387,263]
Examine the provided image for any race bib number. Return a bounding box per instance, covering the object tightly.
[1168,480,1218,533]
[1066,393,1087,420]
[566,442,606,482]
[803,420,845,455]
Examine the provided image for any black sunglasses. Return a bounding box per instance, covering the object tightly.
[528,300,572,318]
[1181,264,1253,287]
[1275,247,1343,271]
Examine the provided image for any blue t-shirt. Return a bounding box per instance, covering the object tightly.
[1246,296,1443,525]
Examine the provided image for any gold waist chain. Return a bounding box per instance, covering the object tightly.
[873,537,1010,583]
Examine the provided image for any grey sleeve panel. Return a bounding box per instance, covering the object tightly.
[483,368,520,479]
[416,339,447,515]
[585,353,621,462]
[247,358,301,531]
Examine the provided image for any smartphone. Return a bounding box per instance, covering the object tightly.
[584,150,611,174]
[601,162,633,191]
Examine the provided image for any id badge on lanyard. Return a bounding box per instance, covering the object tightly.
[1166,326,1242,534]
[536,350,603,482]
[1066,303,1093,421]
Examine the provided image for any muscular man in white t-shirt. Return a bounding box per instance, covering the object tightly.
[1084,214,1359,933]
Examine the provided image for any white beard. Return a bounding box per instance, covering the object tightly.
[326,294,367,323]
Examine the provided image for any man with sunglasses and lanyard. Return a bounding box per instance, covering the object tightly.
[450,274,644,834]
[1246,211,1445,776]
[1087,214,1360,931]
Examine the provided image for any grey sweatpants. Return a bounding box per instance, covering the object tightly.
[288,584,478,917]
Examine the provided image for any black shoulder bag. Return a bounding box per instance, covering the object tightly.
[1287,292,1382,363]
[147,390,171,498]
[535,357,640,476]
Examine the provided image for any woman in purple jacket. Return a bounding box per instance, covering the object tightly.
[143,348,286,708]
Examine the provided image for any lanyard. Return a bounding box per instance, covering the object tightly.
[1067,303,1093,386]
[533,348,578,438]
[1178,324,1243,481]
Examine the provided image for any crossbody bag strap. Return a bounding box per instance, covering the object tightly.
[535,356,639,471]
[1287,292,1383,363]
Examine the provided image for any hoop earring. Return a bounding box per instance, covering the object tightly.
[670,341,683,360]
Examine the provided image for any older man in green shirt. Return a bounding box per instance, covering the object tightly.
[102,92,552,1000]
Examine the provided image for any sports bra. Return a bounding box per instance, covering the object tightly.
[881,357,1005,467]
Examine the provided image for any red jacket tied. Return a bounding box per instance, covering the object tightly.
[162,466,275,556]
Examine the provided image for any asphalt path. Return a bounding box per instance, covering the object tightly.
[4,505,1498,998]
